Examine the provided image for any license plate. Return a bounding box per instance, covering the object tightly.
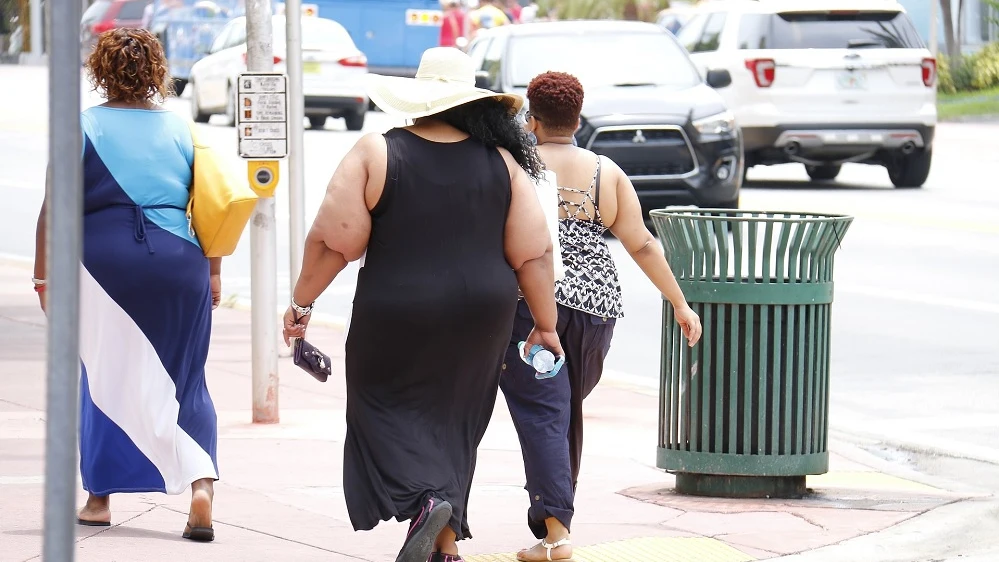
[836,70,867,90]
[303,61,321,74]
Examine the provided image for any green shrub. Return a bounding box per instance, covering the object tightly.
[969,42,999,90]
[937,55,957,94]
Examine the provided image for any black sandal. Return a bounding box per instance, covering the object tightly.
[183,522,215,542]
[395,494,452,562]
[76,518,111,527]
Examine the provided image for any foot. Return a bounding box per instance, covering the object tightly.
[183,479,214,542]
[77,494,110,526]
[517,537,572,562]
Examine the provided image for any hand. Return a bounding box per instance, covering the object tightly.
[210,275,221,310]
[675,304,702,347]
[282,306,311,346]
[524,326,564,359]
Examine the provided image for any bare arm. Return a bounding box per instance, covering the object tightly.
[33,165,50,282]
[291,133,385,308]
[500,152,560,351]
[606,160,701,345]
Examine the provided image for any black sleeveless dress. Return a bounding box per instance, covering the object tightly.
[342,128,519,540]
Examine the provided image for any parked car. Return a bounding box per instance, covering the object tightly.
[80,0,152,62]
[467,20,743,214]
[678,0,936,187]
[188,14,369,130]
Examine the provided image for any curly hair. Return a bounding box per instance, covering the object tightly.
[86,28,172,105]
[433,98,546,182]
[526,71,584,134]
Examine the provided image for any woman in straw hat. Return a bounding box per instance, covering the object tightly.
[282,47,563,562]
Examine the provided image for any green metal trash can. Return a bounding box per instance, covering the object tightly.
[649,209,853,498]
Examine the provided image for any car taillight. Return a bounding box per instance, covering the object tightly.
[92,21,114,34]
[921,57,936,87]
[241,53,283,65]
[745,58,776,88]
[338,55,367,67]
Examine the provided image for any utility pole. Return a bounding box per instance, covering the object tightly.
[285,0,306,287]
[245,0,280,424]
[930,0,939,57]
[43,0,82,558]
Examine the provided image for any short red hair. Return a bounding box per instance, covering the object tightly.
[526,71,584,133]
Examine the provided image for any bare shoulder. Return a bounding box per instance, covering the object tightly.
[353,132,387,157]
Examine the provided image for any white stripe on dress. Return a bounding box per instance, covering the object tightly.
[79,264,218,494]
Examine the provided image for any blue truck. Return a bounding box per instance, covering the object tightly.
[310,0,443,77]
[149,0,243,94]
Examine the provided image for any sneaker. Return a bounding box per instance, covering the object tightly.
[395,494,452,562]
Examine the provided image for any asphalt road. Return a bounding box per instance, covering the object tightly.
[1,65,997,475]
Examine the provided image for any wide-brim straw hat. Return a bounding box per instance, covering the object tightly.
[366,47,524,119]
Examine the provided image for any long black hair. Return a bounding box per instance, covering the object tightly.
[433,98,545,182]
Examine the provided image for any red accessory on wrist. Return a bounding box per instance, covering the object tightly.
[34,284,46,293]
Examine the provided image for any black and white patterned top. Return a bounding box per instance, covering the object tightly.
[554,158,625,319]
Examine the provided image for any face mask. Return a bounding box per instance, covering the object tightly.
[527,131,538,146]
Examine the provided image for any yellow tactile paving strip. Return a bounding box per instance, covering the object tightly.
[465,537,756,562]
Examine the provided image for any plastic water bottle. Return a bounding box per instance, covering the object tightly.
[517,342,563,379]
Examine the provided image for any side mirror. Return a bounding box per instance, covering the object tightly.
[474,71,491,90]
[706,69,732,89]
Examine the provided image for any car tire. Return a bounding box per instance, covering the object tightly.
[172,78,187,97]
[805,164,841,182]
[344,109,365,132]
[887,149,932,188]
[189,81,211,124]
[308,116,327,130]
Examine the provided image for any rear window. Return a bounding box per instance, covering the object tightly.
[81,0,112,25]
[738,11,925,50]
[117,0,150,20]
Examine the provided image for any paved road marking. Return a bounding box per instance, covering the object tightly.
[466,537,755,562]
[839,285,999,315]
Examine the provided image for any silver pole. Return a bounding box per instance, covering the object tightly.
[30,0,42,55]
[43,0,83,557]
[930,0,939,57]
[285,0,305,287]
[246,0,280,424]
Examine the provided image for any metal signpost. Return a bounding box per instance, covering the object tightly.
[43,0,83,558]
[242,0,286,424]
[285,0,306,286]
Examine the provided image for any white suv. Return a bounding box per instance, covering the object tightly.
[678,0,936,187]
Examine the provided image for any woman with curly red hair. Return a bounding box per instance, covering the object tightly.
[499,71,703,561]
[32,28,220,542]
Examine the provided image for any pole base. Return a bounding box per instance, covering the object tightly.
[675,473,807,499]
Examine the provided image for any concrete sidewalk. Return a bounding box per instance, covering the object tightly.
[0,260,976,562]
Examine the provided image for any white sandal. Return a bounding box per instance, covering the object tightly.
[540,537,572,561]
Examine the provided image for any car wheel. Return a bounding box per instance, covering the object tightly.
[344,109,365,132]
[308,116,327,130]
[189,81,211,124]
[223,83,236,127]
[172,78,188,97]
[887,149,932,188]
[805,164,841,182]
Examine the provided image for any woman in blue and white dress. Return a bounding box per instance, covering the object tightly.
[32,29,220,542]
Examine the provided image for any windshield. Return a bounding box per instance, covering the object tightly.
[507,32,700,89]
[272,17,355,50]
[740,11,924,50]
[81,0,112,25]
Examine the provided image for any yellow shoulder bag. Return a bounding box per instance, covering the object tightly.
[185,122,259,257]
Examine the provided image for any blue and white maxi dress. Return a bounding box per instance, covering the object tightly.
[78,106,219,495]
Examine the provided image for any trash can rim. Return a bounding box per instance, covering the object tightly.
[648,209,853,223]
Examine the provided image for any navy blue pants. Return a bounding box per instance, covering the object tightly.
[500,300,616,538]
